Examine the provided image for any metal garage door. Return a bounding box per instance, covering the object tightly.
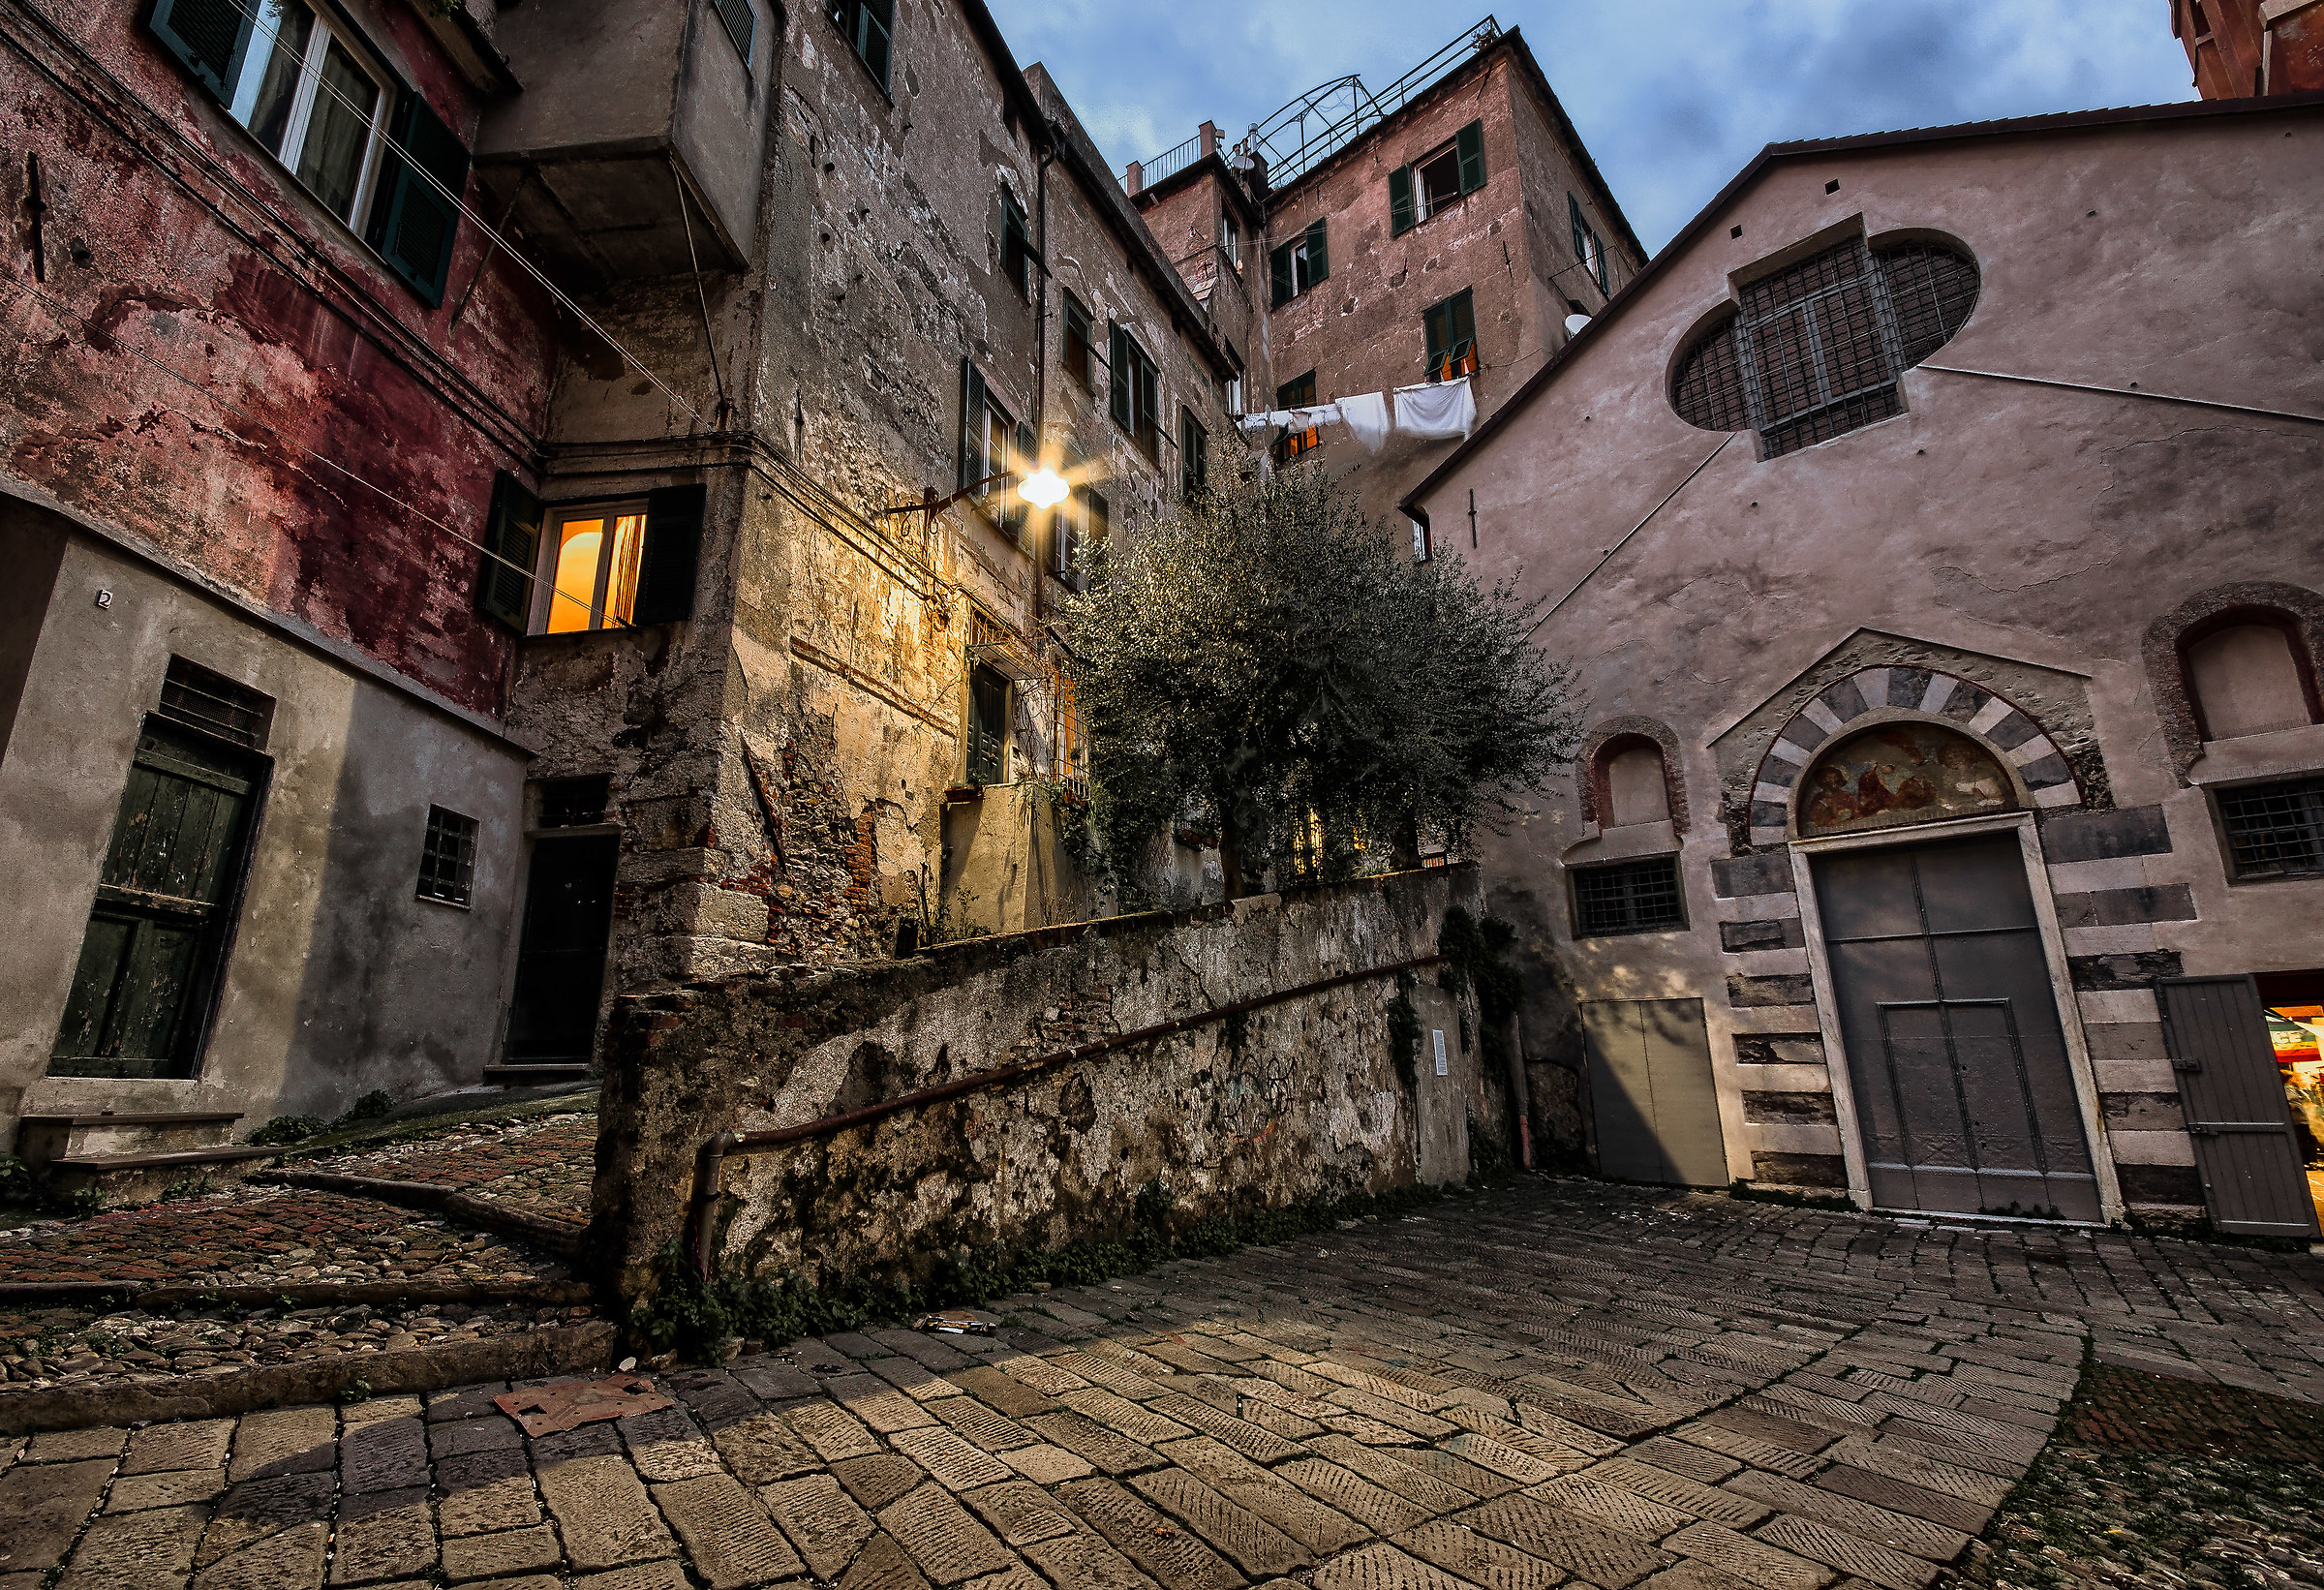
[1581,997,1727,1186]
[1813,831,2100,1222]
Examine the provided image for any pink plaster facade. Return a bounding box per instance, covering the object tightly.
[1408,99,2324,1228]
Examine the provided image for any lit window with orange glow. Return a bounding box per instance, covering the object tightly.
[541,505,648,633]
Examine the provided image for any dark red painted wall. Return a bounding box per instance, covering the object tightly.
[1,1,557,717]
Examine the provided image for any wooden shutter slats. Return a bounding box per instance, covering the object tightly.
[634,483,706,627]
[1456,120,1485,195]
[147,0,255,103]
[1389,167,1415,236]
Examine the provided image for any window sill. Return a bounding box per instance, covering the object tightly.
[527,823,623,839]
[2225,867,2324,887]
[415,892,473,911]
[1571,921,1689,940]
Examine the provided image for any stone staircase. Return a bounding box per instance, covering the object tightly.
[15,1112,278,1202]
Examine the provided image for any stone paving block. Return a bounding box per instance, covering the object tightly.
[869,1357,960,1401]
[1310,1542,1483,1590]
[880,1483,1018,1587]
[1455,1490,1677,1589]
[191,1519,328,1590]
[963,1569,1052,1590]
[1390,1518,1569,1590]
[442,1523,564,1584]
[1866,1418,2041,1468]
[1322,1414,1423,1447]
[537,1454,677,1572]
[1024,1412,1167,1476]
[0,1457,115,1573]
[714,1412,826,1484]
[107,1466,228,1513]
[1001,1443,1097,1484]
[1494,1403,1626,1460]
[196,1474,335,1568]
[1149,1439,1365,1555]
[1443,1432,1567,1485]
[1302,1435,1476,1516]
[1057,1477,1244,1590]
[789,1401,887,1463]
[123,1420,234,1476]
[1019,1529,1163,1590]
[531,1423,622,1464]
[1629,1439,1741,1485]
[229,1407,337,1482]
[1697,1408,1840,1457]
[1056,1351,1174,1401]
[1274,1458,1426,1538]
[671,1368,766,1426]
[841,1532,934,1590]
[621,1405,726,1482]
[1638,1559,1758,1590]
[1145,1394,1303,1464]
[429,1416,523,1460]
[839,1382,944,1435]
[962,1480,1082,1547]
[436,1450,540,1537]
[330,1487,436,1586]
[655,1473,806,1589]
[930,1394,1039,1452]
[734,1359,822,1402]
[1811,1465,1990,1536]
[26,1427,125,1463]
[948,1366,1065,1419]
[836,1454,932,1512]
[1664,1521,1835,1590]
[53,1503,206,1589]
[1375,1443,1523,1500]
[1527,1476,1694,1542]
[1819,1438,2008,1508]
[1723,1472,1966,1561]
[1743,1391,1881,1435]
[1855,1430,2021,1482]
[1752,1515,1941,1590]
[763,1474,876,1578]
[343,1396,424,1423]
[342,1417,429,1495]
[891,1425,1018,1491]
[573,1566,690,1590]
[1063,1389,1199,1448]
[1585,1458,1770,1529]
[1236,1402,1328,1443]
[1132,1466,1310,1577]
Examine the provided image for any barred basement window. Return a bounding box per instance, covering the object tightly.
[1572,856,1685,937]
[1670,235,1980,457]
[2217,777,2324,880]
[159,657,275,749]
[417,807,479,905]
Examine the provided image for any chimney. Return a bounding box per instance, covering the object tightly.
[1199,121,1220,159]
[1125,160,1144,197]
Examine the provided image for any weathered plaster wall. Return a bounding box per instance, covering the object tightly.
[594,868,1494,1296]
[1412,108,2324,1212]
[0,0,558,719]
[0,511,526,1139]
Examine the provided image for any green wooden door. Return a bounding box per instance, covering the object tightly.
[51,720,260,1078]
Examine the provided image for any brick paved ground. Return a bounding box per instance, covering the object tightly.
[2,1178,2318,1589]
[301,1115,598,1222]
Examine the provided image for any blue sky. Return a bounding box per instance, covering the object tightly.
[988,0,2198,252]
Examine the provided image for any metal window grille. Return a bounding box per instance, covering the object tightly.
[1671,317,1750,432]
[539,777,610,828]
[417,806,479,905]
[1877,243,1982,366]
[1572,856,1685,936]
[159,656,274,749]
[714,0,754,61]
[2217,778,2324,879]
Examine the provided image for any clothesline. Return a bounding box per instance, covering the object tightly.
[1235,376,1475,450]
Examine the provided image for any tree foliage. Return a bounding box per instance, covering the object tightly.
[1055,461,1579,899]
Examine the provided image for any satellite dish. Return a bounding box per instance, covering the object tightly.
[1564,313,1592,337]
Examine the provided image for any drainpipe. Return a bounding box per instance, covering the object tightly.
[692,1129,743,1280]
[1032,126,1059,622]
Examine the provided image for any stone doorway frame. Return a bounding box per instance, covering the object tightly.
[1788,810,2125,1224]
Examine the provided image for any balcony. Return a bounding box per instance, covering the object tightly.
[474,0,770,280]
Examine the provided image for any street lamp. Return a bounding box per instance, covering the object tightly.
[1018,467,1070,509]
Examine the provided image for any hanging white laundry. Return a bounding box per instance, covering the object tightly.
[1393,377,1475,441]
[1237,412,1286,433]
[1339,391,1391,453]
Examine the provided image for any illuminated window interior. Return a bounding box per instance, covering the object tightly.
[544,506,647,633]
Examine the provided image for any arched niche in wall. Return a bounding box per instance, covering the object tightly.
[1576,719,1689,833]
[2182,613,2321,741]
[1604,740,1672,827]
[1796,722,2017,839]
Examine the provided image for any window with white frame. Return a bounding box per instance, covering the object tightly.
[225,1,393,229]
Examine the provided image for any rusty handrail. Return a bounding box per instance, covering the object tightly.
[688,952,1446,1278]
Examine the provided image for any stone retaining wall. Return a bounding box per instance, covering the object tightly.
[594,867,1498,1297]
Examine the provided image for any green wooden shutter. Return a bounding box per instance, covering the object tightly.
[634,484,705,626]
[1456,120,1486,194]
[1011,420,1036,537]
[476,472,541,631]
[1570,194,1588,263]
[368,92,470,306]
[1451,288,1476,348]
[1389,167,1415,236]
[959,358,985,489]
[1304,220,1329,285]
[1109,325,1133,427]
[147,0,254,103]
[1269,242,1293,307]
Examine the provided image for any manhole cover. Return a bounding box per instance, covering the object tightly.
[495,1374,674,1436]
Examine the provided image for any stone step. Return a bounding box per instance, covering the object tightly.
[17,1111,246,1165]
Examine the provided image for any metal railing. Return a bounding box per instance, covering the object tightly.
[1138,133,1205,189]
[1244,17,1499,190]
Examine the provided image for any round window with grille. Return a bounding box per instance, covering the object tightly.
[1669,237,1981,449]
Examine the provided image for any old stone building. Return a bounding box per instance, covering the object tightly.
[1129,20,1644,533]
[1406,94,2324,1237]
[2174,0,2324,98]
[0,0,1244,1163]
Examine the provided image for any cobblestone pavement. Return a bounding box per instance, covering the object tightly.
[3,1179,2320,1589]
[0,1188,575,1391]
[301,1115,597,1222]
[1959,1363,2324,1589]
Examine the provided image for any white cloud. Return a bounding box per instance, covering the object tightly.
[985,0,2195,250]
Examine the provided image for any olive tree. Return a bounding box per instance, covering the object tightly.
[1054,462,1579,900]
